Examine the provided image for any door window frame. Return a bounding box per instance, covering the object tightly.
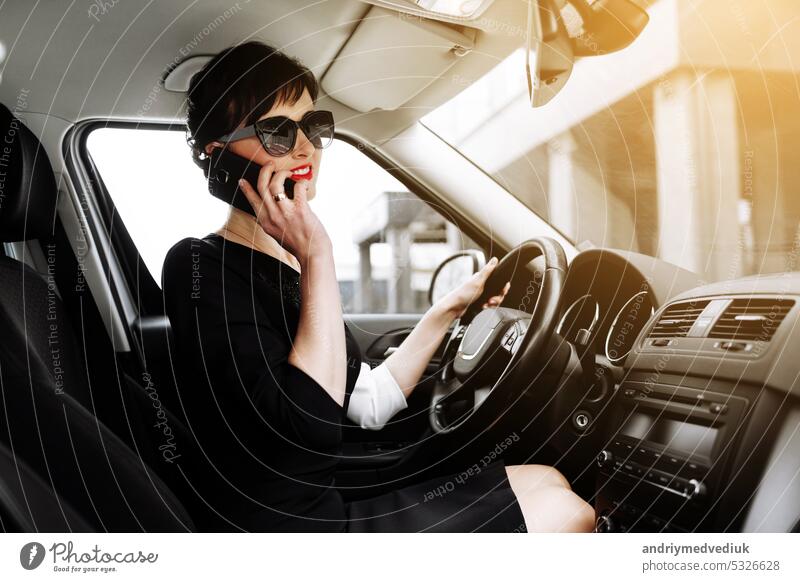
[69,120,504,322]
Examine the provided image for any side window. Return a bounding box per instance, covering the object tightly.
[87,129,481,314]
[310,140,481,314]
[86,128,228,284]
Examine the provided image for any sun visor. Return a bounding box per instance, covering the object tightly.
[321,6,475,112]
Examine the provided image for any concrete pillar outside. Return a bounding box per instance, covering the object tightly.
[356,242,372,313]
[653,70,742,281]
[746,125,785,275]
[386,227,413,313]
[547,130,638,250]
[547,131,579,241]
[445,221,464,254]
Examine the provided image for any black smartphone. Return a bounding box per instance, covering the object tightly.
[207,148,295,217]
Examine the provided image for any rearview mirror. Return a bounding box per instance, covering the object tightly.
[526,0,649,107]
[526,0,574,107]
[428,250,486,306]
[570,0,650,57]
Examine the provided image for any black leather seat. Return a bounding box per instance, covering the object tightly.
[0,103,194,531]
[0,442,93,531]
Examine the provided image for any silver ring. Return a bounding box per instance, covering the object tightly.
[272,191,287,202]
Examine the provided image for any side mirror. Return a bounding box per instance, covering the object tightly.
[428,250,486,306]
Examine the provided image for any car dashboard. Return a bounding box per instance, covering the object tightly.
[552,250,800,533]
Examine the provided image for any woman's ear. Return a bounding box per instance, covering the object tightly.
[204,141,224,155]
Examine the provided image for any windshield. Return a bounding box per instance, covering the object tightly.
[422,0,800,283]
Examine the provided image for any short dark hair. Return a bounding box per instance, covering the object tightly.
[185,41,319,174]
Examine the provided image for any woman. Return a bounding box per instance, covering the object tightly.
[162,41,595,532]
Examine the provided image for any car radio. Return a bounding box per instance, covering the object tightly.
[597,437,709,500]
[594,381,749,532]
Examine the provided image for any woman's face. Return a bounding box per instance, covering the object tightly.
[206,87,321,201]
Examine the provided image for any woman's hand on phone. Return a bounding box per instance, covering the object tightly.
[238,161,331,266]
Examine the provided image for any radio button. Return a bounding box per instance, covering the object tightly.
[687,479,707,500]
[626,463,644,477]
[596,450,613,468]
[612,438,633,449]
[657,455,683,472]
[612,440,633,453]
[656,473,671,486]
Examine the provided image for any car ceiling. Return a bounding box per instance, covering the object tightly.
[0,0,523,146]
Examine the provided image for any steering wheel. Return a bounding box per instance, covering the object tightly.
[430,237,567,433]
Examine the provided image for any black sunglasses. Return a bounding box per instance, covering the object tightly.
[215,109,335,157]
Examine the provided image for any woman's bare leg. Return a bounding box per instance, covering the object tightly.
[506,465,595,533]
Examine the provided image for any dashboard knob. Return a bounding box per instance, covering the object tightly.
[596,450,613,468]
[595,514,614,533]
[687,478,707,499]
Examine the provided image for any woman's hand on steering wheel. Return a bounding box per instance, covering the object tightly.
[433,256,511,319]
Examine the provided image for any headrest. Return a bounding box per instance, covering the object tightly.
[0,103,58,242]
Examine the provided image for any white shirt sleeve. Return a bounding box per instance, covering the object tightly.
[346,361,408,431]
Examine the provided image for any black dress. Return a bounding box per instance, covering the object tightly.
[161,233,526,532]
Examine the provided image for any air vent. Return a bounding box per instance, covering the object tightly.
[708,298,794,341]
[648,300,710,339]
